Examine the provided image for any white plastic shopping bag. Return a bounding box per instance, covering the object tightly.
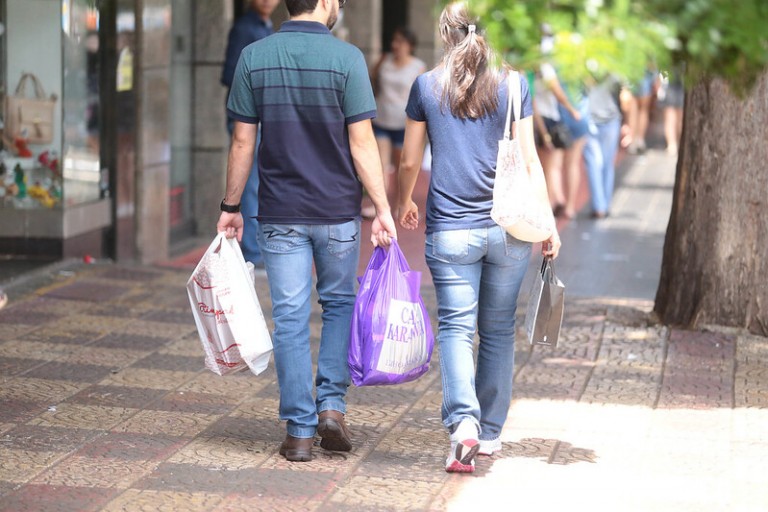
[187,232,272,375]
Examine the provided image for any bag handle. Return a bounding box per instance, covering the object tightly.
[503,71,522,141]
[14,73,47,99]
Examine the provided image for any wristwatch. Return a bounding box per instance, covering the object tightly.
[220,199,241,213]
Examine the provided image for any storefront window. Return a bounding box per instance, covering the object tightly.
[61,0,105,206]
[0,0,104,211]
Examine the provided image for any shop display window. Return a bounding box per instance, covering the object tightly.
[0,0,104,211]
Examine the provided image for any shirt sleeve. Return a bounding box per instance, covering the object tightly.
[405,76,426,122]
[343,50,377,124]
[226,51,259,124]
[520,74,534,120]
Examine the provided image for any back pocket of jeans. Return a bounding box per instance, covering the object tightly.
[328,220,360,258]
[504,232,532,260]
[430,230,470,263]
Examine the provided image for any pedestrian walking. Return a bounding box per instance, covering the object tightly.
[362,27,426,218]
[217,0,397,462]
[397,2,561,473]
[583,73,623,218]
[221,0,280,267]
[0,288,7,310]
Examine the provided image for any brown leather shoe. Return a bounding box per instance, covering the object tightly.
[278,434,314,462]
[317,410,352,452]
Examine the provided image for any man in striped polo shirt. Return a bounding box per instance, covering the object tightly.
[217,0,397,462]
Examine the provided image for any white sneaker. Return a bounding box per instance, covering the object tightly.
[478,437,502,456]
[446,419,479,473]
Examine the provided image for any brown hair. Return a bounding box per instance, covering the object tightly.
[439,2,499,119]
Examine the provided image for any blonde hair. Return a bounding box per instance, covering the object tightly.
[439,2,499,119]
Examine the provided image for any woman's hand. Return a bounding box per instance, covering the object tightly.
[542,231,562,259]
[398,199,420,230]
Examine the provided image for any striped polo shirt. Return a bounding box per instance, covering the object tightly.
[226,21,377,224]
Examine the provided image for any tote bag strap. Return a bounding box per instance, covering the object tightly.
[15,73,46,99]
[503,71,522,140]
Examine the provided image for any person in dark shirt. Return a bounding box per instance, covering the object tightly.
[218,0,397,462]
[221,0,279,267]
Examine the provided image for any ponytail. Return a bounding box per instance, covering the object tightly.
[439,3,499,119]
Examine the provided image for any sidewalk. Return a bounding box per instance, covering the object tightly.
[1,149,767,511]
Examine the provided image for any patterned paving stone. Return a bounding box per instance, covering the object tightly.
[121,319,196,340]
[213,494,324,512]
[65,385,167,409]
[115,410,219,438]
[43,281,132,302]
[95,267,166,282]
[0,341,80,363]
[28,404,139,431]
[16,328,105,345]
[91,333,172,351]
[1,425,99,452]
[0,378,87,404]
[178,373,268,397]
[32,456,156,489]
[98,368,199,390]
[101,489,223,512]
[0,357,46,377]
[151,391,239,415]
[75,432,187,461]
[0,449,67,483]
[131,353,205,372]
[57,349,144,372]
[1,484,120,512]
[23,362,117,383]
[166,436,274,470]
[0,400,44,424]
[328,475,434,511]
[0,480,17,498]
[0,305,62,326]
[141,309,196,325]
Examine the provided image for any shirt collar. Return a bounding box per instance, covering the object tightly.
[279,20,331,35]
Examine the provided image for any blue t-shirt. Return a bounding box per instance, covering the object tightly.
[227,21,377,224]
[406,69,533,233]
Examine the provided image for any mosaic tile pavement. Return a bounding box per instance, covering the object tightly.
[0,263,767,511]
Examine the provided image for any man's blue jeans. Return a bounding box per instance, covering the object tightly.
[583,118,621,214]
[425,226,531,441]
[257,220,360,438]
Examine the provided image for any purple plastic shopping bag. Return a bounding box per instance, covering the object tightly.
[348,240,435,386]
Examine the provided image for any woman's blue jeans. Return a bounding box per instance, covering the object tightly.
[425,226,531,440]
[257,221,360,438]
[584,118,621,214]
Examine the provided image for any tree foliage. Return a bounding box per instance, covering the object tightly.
[452,0,768,91]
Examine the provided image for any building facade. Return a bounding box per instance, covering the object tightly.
[0,0,440,265]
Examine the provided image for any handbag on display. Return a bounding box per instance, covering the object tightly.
[4,73,57,145]
[525,257,565,347]
[490,71,555,243]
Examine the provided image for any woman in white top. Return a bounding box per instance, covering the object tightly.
[364,27,426,217]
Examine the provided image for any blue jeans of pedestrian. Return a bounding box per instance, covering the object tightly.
[425,226,531,441]
[227,119,263,266]
[257,221,360,438]
[583,118,621,214]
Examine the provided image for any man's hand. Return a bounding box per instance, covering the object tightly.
[217,212,244,242]
[371,210,397,247]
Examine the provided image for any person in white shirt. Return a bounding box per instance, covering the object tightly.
[363,27,426,218]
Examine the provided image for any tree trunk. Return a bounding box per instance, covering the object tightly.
[654,71,768,336]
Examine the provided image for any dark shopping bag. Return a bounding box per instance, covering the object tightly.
[348,239,435,386]
[525,258,565,347]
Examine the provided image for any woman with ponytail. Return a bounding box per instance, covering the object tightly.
[397,2,561,473]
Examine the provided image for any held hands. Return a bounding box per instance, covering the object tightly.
[542,231,562,259]
[397,198,419,231]
[217,212,244,242]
